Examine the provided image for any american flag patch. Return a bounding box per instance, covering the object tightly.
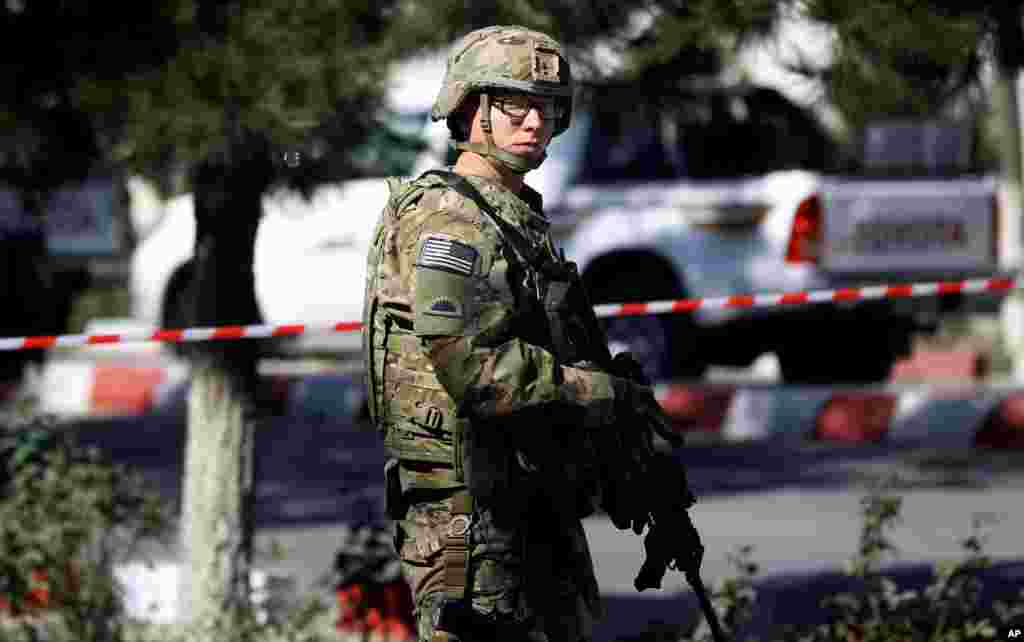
[417,236,478,276]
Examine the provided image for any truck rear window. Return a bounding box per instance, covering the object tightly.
[571,85,835,184]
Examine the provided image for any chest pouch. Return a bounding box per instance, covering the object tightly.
[540,266,583,364]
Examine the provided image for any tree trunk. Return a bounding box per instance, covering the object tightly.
[0,191,55,384]
[993,6,1024,382]
[178,141,271,636]
[180,352,258,631]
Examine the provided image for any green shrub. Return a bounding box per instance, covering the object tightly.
[658,485,1024,642]
[119,596,336,642]
[0,411,340,642]
[66,287,132,334]
[0,413,171,641]
[781,488,1024,642]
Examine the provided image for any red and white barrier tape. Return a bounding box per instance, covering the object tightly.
[592,276,1014,318]
[0,276,1015,352]
[0,322,361,352]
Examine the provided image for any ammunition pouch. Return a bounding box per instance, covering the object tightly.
[540,262,596,365]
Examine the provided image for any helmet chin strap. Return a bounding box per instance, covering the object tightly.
[454,92,545,174]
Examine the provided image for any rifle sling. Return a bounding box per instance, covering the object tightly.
[422,170,550,273]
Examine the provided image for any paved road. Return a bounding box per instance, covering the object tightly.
[65,390,1024,639]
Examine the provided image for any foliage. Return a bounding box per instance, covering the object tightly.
[0,596,338,642]
[0,410,347,642]
[119,596,336,642]
[1,0,428,200]
[779,487,1024,642]
[0,3,179,197]
[687,544,761,642]
[66,287,132,334]
[612,484,1023,642]
[2,0,1016,196]
[679,489,1024,638]
[588,1,1002,151]
[615,0,780,83]
[87,1,398,192]
[0,412,171,641]
[800,1,987,132]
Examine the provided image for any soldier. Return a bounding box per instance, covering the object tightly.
[362,25,702,642]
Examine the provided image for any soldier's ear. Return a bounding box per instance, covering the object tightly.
[447,117,466,142]
[449,94,481,142]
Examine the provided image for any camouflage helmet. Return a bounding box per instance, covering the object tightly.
[432,25,573,173]
[432,25,573,136]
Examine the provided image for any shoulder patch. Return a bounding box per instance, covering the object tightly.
[416,236,478,277]
[426,296,463,318]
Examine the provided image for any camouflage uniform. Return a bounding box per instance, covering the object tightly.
[362,26,626,642]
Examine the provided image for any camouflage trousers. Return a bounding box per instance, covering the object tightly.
[393,489,600,642]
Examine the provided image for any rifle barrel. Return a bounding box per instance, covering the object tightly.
[686,569,728,642]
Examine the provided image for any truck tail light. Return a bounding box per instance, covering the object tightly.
[786,194,823,264]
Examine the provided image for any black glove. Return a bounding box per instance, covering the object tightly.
[600,376,656,534]
[610,351,650,385]
[612,366,683,450]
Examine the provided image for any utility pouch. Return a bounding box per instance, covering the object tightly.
[433,596,471,638]
[384,458,407,521]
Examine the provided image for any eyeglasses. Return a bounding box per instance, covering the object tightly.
[492,94,566,122]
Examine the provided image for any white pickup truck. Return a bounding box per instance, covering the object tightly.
[128,74,999,385]
[543,83,999,383]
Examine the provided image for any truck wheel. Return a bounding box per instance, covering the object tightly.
[585,263,706,383]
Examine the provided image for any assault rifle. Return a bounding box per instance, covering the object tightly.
[631,450,726,642]
[562,258,728,642]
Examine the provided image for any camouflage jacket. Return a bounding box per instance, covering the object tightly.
[362,171,619,502]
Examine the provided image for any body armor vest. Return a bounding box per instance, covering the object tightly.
[362,171,604,491]
[363,174,466,489]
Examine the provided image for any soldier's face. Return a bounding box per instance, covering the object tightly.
[471,92,556,160]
